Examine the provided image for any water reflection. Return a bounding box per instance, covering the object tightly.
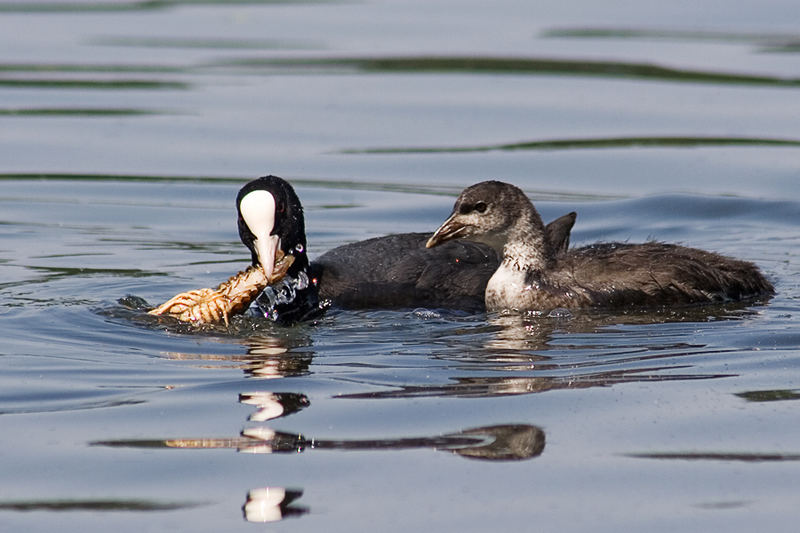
[146,302,753,403]
[343,135,800,154]
[243,487,307,524]
[629,451,800,462]
[0,108,162,117]
[163,334,314,378]
[239,391,309,422]
[0,0,306,13]
[480,302,761,353]
[101,304,766,526]
[94,422,546,461]
[339,369,726,400]
[541,26,800,47]
[0,79,187,90]
[91,347,546,461]
[735,389,800,402]
[0,499,203,512]
[241,423,545,461]
[213,55,800,87]
[90,340,545,526]
[340,308,754,400]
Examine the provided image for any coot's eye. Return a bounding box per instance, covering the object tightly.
[474,201,488,213]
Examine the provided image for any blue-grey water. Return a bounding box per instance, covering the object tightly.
[2,1,800,531]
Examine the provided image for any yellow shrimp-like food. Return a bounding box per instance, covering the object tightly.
[149,252,294,325]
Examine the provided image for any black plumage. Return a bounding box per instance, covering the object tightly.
[313,212,575,311]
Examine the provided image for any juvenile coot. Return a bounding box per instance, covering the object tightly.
[236,175,576,321]
[426,180,774,312]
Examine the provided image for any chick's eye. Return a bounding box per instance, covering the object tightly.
[474,201,488,213]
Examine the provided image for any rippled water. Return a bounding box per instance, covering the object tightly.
[2,1,800,532]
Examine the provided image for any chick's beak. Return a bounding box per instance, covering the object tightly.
[426,213,467,248]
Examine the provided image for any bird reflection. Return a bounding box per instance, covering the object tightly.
[92,384,544,461]
[162,334,313,379]
[93,423,545,462]
[243,487,307,523]
[338,304,755,400]
[483,312,565,352]
[242,335,313,378]
[239,392,309,422]
[485,301,763,352]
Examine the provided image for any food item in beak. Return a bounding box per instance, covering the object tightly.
[149,251,294,325]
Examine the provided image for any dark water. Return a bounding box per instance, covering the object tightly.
[2,1,800,532]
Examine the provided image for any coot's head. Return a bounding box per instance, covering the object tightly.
[427,181,539,253]
[237,175,309,279]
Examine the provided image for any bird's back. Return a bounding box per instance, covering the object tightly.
[550,242,774,307]
[312,233,500,311]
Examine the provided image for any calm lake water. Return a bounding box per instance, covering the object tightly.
[2,1,800,531]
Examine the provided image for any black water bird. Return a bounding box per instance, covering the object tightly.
[236,175,576,322]
[426,180,774,312]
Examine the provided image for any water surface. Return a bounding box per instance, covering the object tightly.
[1,1,800,531]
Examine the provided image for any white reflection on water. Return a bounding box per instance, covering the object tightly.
[243,487,306,524]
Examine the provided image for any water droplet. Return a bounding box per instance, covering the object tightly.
[547,308,573,319]
[296,271,309,290]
